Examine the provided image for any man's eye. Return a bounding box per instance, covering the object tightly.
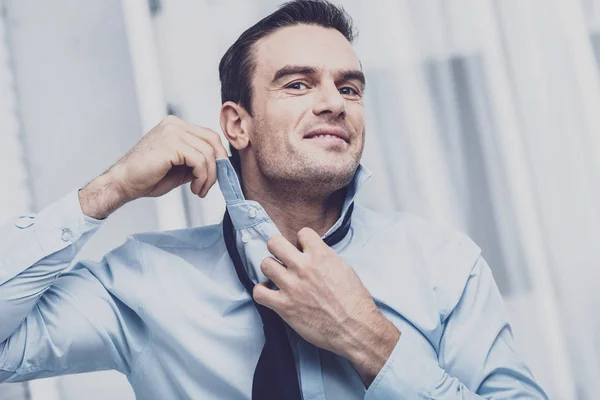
[287,82,309,90]
[340,86,359,96]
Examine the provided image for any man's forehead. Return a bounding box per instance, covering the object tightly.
[252,25,361,77]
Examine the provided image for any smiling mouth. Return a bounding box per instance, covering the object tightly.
[303,128,350,143]
[306,134,346,142]
[303,134,349,150]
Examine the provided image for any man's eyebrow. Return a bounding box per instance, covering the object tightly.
[271,65,366,88]
[272,65,318,82]
[341,69,366,88]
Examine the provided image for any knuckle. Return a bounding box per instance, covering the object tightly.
[166,134,182,150]
[162,123,181,136]
[204,144,216,158]
[210,130,222,143]
[280,297,295,317]
[161,115,180,125]
[195,151,206,162]
[296,269,307,280]
[202,127,218,139]
[194,167,206,179]
[296,262,311,279]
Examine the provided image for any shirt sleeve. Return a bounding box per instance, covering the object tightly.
[364,256,548,399]
[0,190,150,382]
[0,189,103,287]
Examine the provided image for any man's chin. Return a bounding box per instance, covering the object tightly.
[299,155,358,184]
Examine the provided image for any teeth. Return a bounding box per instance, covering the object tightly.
[314,134,338,139]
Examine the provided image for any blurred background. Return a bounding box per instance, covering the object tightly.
[1,0,600,398]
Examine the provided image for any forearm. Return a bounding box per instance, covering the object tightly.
[339,311,401,388]
[79,171,127,220]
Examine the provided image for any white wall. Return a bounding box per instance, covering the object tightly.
[2,0,161,398]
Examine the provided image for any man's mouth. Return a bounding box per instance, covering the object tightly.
[303,127,350,143]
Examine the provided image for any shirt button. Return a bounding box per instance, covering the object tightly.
[248,208,257,219]
[241,233,249,243]
[61,228,73,242]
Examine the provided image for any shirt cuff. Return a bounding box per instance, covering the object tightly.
[364,332,444,400]
[0,189,104,284]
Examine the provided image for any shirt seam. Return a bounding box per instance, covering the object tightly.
[439,253,481,323]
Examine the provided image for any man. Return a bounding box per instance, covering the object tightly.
[0,0,547,398]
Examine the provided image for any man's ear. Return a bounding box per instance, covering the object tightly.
[220,101,251,152]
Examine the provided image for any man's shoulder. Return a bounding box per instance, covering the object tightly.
[353,205,482,318]
[353,204,478,253]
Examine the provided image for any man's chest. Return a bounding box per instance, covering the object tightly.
[129,244,444,399]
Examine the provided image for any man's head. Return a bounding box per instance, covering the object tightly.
[219,0,365,197]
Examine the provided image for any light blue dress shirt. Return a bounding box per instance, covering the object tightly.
[0,158,547,399]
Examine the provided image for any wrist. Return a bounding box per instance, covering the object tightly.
[341,311,401,387]
[79,172,127,220]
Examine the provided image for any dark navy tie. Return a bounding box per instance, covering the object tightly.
[222,202,354,400]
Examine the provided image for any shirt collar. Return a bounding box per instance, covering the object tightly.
[216,157,371,235]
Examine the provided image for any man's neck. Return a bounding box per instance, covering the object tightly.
[240,169,346,248]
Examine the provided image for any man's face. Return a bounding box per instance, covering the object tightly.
[246,24,365,192]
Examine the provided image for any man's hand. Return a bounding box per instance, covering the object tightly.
[79,115,228,219]
[253,227,401,387]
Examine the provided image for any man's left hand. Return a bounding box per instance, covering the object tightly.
[252,227,401,386]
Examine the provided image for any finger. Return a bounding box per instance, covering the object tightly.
[175,145,207,196]
[267,234,303,269]
[180,134,216,198]
[296,227,326,253]
[260,256,290,288]
[183,124,229,159]
[252,281,282,311]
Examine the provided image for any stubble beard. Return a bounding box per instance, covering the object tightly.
[252,118,362,203]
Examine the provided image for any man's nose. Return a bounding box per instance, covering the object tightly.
[312,82,346,118]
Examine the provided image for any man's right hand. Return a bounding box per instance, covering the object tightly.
[79,115,229,220]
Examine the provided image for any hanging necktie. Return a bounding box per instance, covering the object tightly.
[222,202,354,400]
